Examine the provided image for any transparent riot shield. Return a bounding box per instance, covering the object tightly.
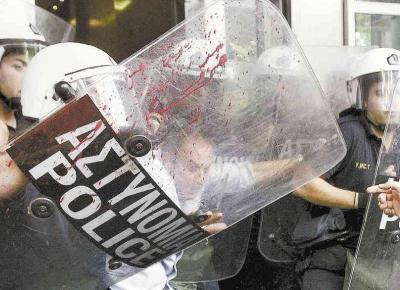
[3,0,345,288]
[346,81,400,290]
[303,46,373,117]
[0,0,75,45]
[173,216,253,284]
[257,46,372,265]
[258,194,309,266]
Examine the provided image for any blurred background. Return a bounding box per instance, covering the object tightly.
[33,0,289,61]
[31,0,400,62]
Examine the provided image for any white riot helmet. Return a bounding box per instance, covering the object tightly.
[0,1,45,109]
[255,45,304,76]
[0,0,74,109]
[254,45,309,124]
[0,1,47,61]
[21,42,118,120]
[347,48,400,111]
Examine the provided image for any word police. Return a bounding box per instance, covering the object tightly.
[28,118,206,267]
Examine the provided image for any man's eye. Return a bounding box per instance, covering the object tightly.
[12,64,23,71]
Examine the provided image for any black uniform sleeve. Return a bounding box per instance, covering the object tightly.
[323,121,355,180]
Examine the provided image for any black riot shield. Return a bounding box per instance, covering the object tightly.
[2,0,346,289]
[346,82,400,290]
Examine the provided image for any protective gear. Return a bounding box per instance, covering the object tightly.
[164,38,227,79]
[254,45,304,76]
[347,48,400,111]
[257,46,375,287]
[0,1,46,61]
[303,46,372,116]
[346,82,400,290]
[5,41,181,289]
[0,0,74,108]
[20,42,117,119]
[253,45,306,126]
[173,216,253,283]
[7,0,346,286]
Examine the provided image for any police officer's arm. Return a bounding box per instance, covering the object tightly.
[0,121,28,199]
[252,157,303,184]
[293,177,359,209]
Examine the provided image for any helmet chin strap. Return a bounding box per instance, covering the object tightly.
[0,93,21,111]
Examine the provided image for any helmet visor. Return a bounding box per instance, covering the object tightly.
[0,41,46,63]
[348,71,400,111]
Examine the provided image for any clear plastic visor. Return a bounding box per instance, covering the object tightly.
[348,71,400,111]
[0,41,47,63]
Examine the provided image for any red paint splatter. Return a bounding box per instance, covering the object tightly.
[199,43,224,69]
[68,120,104,162]
[162,47,183,69]
[160,40,175,51]
[93,120,103,133]
[128,63,146,90]
[129,63,145,78]
[146,80,170,113]
[150,53,227,116]
[145,44,227,118]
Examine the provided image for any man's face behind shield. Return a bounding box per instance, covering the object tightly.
[173,133,215,200]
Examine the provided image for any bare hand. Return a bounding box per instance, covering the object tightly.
[198,211,227,234]
[367,180,400,216]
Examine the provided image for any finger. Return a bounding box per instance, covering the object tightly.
[378,193,387,203]
[368,185,390,194]
[202,223,227,234]
[379,202,387,210]
[384,208,393,216]
[383,208,397,217]
[198,212,223,226]
[382,180,400,191]
[206,212,223,224]
[378,194,389,208]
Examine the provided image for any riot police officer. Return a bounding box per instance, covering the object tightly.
[293,47,400,290]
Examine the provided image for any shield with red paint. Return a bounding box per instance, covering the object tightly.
[3,0,346,288]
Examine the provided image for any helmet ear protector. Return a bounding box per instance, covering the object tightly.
[54,81,76,103]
